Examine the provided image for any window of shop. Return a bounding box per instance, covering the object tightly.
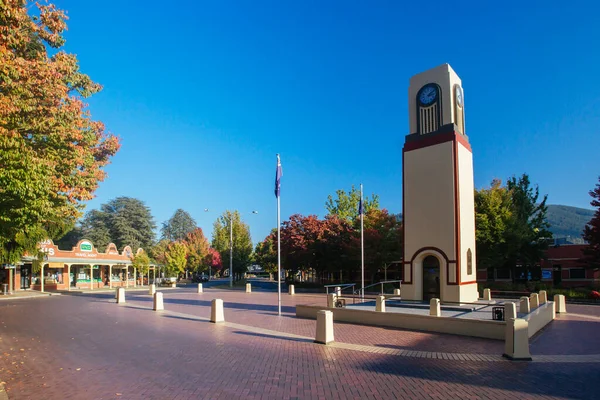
[496,268,511,280]
[569,269,586,279]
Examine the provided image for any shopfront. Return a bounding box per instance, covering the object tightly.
[18,239,158,292]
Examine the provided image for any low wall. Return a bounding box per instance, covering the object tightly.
[524,301,555,338]
[296,305,506,340]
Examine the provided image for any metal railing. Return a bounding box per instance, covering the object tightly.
[354,280,402,296]
[324,283,356,296]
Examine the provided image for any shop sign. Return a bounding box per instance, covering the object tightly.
[542,270,552,279]
[80,241,93,252]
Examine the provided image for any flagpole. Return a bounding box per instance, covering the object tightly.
[275,154,282,316]
[360,183,364,301]
[277,194,281,315]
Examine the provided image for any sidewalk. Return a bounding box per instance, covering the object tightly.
[0,290,55,300]
[58,285,181,295]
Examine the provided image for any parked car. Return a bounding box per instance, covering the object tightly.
[192,274,209,283]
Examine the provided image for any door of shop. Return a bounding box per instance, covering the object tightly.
[20,265,31,289]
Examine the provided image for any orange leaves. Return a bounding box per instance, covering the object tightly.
[0,1,120,262]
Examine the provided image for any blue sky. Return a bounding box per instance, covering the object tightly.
[54,0,599,244]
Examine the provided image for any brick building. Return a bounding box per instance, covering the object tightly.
[476,244,599,288]
[0,239,159,293]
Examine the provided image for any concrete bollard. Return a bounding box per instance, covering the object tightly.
[153,292,164,311]
[554,294,567,313]
[530,293,539,309]
[197,283,203,294]
[335,286,341,297]
[246,283,252,293]
[314,310,334,344]
[483,288,492,301]
[520,297,531,314]
[149,284,156,296]
[376,295,386,312]
[288,284,295,295]
[117,288,125,304]
[327,293,337,308]
[503,318,532,360]
[539,290,547,305]
[210,299,224,323]
[430,298,441,317]
[504,302,517,320]
[394,288,401,296]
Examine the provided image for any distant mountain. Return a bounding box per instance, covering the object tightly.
[546,205,594,243]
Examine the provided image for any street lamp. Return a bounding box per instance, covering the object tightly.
[205,209,258,287]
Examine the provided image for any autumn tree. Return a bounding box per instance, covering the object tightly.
[279,214,323,279]
[359,209,403,282]
[318,215,354,280]
[211,211,253,280]
[205,247,222,276]
[148,239,170,265]
[325,185,379,223]
[0,1,120,263]
[582,176,600,268]
[183,228,210,274]
[161,209,197,242]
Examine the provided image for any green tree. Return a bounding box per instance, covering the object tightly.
[131,250,151,278]
[64,197,156,252]
[54,226,83,250]
[475,179,513,273]
[161,209,197,242]
[164,241,187,278]
[0,1,120,263]
[582,176,600,269]
[506,174,552,281]
[80,210,112,250]
[475,175,551,282]
[325,185,379,223]
[101,197,156,251]
[148,239,170,265]
[254,230,278,278]
[211,211,253,280]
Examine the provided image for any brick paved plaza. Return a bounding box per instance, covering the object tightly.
[0,287,599,399]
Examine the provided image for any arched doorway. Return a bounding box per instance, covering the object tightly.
[422,255,440,301]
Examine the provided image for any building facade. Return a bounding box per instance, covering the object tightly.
[0,239,158,293]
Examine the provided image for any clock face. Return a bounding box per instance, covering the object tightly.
[418,85,438,106]
[455,85,463,108]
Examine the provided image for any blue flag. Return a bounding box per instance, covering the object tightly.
[358,197,363,215]
[275,154,282,198]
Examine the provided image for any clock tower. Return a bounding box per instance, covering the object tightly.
[402,64,478,303]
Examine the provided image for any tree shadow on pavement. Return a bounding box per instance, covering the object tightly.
[354,346,599,399]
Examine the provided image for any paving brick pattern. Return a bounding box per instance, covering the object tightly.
[0,287,598,399]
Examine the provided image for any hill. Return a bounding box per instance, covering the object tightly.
[546,204,594,243]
